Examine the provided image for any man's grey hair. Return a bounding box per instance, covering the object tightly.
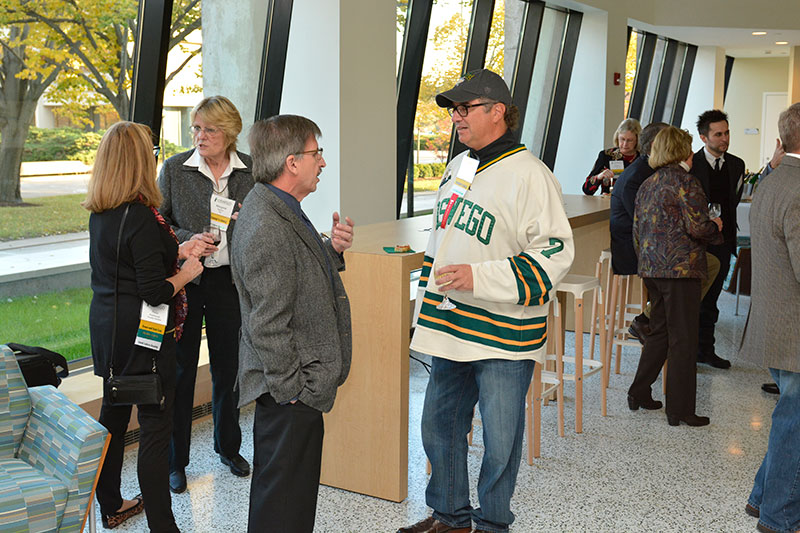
[249,115,322,184]
[779,103,800,154]
[640,122,669,156]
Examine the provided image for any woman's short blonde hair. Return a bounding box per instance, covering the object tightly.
[82,121,162,213]
[191,96,243,153]
[648,126,693,169]
[613,118,642,151]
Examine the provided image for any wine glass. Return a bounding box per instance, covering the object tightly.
[708,203,721,219]
[203,225,222,246]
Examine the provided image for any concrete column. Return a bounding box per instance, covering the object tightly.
[202,0,267,151]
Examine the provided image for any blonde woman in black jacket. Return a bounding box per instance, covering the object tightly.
[85,121,203,531]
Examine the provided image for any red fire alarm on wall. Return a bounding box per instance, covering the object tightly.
[613,72,621,85]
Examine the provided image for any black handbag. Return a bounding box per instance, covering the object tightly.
[104,204,166,410]
[6,343,69,387]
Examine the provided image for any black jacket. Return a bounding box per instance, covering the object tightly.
[609,155,655,275]
[691,149,745,255]
[89,202,179,385]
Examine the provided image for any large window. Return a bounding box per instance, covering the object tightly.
[160,0,204,155]
[627,29,697,127]
[398,0,476,217]
[520,7,568,157]
[397,0,582,216]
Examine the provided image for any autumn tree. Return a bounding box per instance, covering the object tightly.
[34,0,201,126]
[0,0,201,204]
[0,2,66,203]
[413,0,505,162]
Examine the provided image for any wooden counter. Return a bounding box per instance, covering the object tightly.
[319,194,610,502]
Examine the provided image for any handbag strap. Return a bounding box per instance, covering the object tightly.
[109,204,130,379]
[109,204,160,379]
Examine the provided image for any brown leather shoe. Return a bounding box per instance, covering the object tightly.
[628,316,651,345]
[397,516,472,533]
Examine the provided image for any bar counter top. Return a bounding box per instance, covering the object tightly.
[346,194,610,256]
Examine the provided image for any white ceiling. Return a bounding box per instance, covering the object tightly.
[630,22,800,58]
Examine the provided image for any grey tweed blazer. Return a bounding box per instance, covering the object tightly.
[157,149,254,242]
[231,183,352,412]
[738,156,800,373]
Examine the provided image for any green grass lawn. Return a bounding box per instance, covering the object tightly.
[1,287,92,363]
[0,194,88,241]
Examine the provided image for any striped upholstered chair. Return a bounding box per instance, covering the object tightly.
[0,345,109,532]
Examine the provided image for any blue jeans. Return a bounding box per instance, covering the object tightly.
[749,368,800,533]
[421,355,535,533]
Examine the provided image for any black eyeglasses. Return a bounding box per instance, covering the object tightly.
[447,102,494,118]
[295,147,324,159]
[153,146,161,158]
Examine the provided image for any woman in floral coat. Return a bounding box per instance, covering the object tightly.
[628,126,723,427]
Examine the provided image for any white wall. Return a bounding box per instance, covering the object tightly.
[724,57,790,170]
[680,46,725,152]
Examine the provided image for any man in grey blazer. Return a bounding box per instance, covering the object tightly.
[739,102,800,533]
[231,115,354,533]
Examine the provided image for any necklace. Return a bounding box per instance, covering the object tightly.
[213,180,229,195]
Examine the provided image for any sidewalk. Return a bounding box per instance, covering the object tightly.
[0,232,90,298]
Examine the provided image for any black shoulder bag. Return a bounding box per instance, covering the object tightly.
[103,204,166,410]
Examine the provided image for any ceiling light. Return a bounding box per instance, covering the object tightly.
[752,31,767,36]
[776,41,789,45]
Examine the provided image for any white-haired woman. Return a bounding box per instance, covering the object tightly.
[583,117,642,195]
[157,96,254,493]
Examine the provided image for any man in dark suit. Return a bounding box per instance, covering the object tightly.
[691,109,745,369]
[231,115,355,533]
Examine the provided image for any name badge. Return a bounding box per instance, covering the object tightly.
[210,195,236,231]
[135,302,170,351]
[440,155,479,229]
[609,160,625,174]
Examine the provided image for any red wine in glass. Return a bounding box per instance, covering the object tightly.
[203,225,222,246]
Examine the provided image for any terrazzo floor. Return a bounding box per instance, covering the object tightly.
[95,291,775,532]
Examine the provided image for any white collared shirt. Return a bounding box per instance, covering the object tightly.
[785,153,800,161]
[183,149,247,267]
[703,146,725,170]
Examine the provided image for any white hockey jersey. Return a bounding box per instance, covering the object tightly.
[410,145,575,363]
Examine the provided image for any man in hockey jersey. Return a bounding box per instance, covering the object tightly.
[398,69,574,533]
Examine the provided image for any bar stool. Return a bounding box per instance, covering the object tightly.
[525,302,561,463]
[548,274,607,434]
[605,274,644,374]
[525,361,560,464]
[589,248,612,362]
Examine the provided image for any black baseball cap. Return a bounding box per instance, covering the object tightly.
[436,69,512,108]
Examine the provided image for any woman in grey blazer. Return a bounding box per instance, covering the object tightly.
[157,96,254,493]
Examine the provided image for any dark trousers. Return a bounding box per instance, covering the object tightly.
[248,393,324,533]
[629,278,701,417]
[170,266,242,472]
[698,244,732,357]
[96,387,179,533]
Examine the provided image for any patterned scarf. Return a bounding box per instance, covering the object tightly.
[141,196,188,340]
